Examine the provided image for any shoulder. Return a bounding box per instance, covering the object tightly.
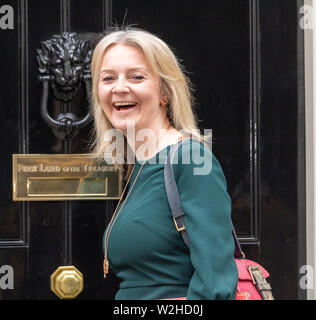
[172,139,221,175]
[171,139,228,189]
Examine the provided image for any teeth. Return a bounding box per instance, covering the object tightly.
[114,102,137,107]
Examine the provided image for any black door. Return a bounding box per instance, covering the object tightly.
[0,0,305,300]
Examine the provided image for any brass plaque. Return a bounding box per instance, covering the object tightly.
[12,154,122,201]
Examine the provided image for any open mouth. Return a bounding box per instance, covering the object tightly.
[113,101,138,111]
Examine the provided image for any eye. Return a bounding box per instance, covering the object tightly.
[102,76,115,82]
[132,75,144,81]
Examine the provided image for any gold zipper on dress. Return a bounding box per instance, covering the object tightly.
[103,161,145,278]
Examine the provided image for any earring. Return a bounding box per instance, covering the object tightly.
[160,98,167,108]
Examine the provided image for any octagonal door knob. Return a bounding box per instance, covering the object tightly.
[50,266,83,299]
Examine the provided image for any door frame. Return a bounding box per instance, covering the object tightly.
[304,0,316,300]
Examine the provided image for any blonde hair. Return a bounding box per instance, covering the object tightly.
[88,27,203,173]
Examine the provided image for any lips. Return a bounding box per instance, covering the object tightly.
[113,101,137,111]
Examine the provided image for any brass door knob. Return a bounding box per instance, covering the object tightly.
[50,266,83,299]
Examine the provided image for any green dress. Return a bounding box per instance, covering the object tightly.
[103,139,238,300]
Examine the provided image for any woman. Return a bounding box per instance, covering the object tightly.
[90,27,238,300]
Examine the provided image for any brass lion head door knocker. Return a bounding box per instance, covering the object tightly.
[36,32,93,140]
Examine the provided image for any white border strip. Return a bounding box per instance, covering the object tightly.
[304,0,316,300]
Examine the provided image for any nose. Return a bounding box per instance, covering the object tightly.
[112,77,130,94]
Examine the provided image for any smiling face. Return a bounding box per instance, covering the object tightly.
[98,44,167,135]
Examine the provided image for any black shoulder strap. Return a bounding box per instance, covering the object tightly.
[164,139,244,259]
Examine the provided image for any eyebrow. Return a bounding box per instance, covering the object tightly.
[100,67,150,75]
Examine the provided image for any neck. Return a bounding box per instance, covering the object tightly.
[125,118,172,161]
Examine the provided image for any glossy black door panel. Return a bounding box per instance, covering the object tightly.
[0,0,21,242]
[0,0,114,300]
[259,0,306,300]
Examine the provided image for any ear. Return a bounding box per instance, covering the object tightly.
[159,82,169,106]
[159,90,167,107]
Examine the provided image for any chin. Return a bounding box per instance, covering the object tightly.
[112,117,141,131]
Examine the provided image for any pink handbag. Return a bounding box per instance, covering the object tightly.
[234,257,272,300]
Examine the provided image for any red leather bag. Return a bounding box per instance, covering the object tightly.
[235,257,273,300]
